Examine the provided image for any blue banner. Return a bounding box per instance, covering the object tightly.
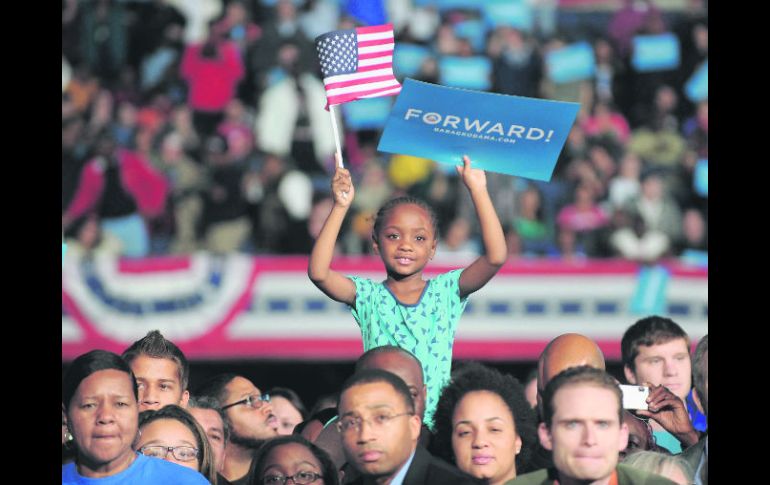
[393,43,432,78]
[546,41,596,84]
[694,159,708,197]
[342,97,393,130]
[377,78,580,181]
[439,56,492,90]
[483,0,533,30]
[685,60,708,102]
[632,34,680,72]
[454,20,488,53]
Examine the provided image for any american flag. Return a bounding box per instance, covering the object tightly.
[315,23,401,109]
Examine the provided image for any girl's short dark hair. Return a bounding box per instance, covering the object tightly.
[62,350,138,411]
[372,196,440,242]
[431,362,538,474]
[248,434,340,485]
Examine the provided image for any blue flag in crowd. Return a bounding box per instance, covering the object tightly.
[377,78,580,181]
[345,0,387,26]
[546,41,596,84]
[632,33,680,72]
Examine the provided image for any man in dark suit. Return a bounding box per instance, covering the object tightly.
[337,369,480,485]
[681,335,707,484]
[511,366,676,485]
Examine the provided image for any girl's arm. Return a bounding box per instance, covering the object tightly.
[456,156,508,299]
[308,159,357,306]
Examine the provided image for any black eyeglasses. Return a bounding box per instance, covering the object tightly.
[139,445,199,461]
[337,412,413,433]
[262,471,324,484]
[222,393,271,411]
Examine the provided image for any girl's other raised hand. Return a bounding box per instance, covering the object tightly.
[456,155,488,193]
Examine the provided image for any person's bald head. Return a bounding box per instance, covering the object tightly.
[355,346,426,420]
[537,334,606,416]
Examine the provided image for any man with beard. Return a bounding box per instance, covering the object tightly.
[196,374,279,484]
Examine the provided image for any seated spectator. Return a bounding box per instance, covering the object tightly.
[510,366,676,485]
[621,317,700,454]
[135,404,218,483]
[354,346,431,444]
[122,330,191,412]
[189,396,230,477]
[582,101,631,145]
[247,434,339,485]
[609,208,670,263]
[296,408,338,444]
[196,374,279,483]
[622,451,694,485]
[199,134,252,254]
[556,183,610,257]
[337,369,482,484]
[513,185,555,257]
[432,362,538,484]
[268,387,308,436]
[153,131,206,254]
[181,26,244,139]
[620,170,683,253]
[62,350,208,484]
[63,213,124,258]
[607,152,643,212]
[62,129,169,258]
[523,368,539,410]
[681,335,707,484]
[537,333,607,418]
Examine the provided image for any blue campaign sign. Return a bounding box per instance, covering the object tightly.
[439,56,492,90]
[377,78,580,181]
[342,96,393,130]
[393,43,432,78]
[632,33,680,72]
[454,20,488,53]
[546,41,596,84]
[483,0,533,30]
[694,158,708,197]
[413,0,479,10]
[686,60,708,102]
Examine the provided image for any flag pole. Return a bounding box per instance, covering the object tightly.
[329,105,344,168]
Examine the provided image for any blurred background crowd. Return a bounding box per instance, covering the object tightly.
[62,0,708,264]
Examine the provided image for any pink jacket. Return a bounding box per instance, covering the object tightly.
[181,41,244,112]
[64,149,168,221]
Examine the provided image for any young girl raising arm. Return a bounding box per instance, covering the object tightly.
[308,154,507,427]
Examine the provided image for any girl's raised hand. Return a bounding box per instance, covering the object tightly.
[456,155,487,193]
[331,164,355,208]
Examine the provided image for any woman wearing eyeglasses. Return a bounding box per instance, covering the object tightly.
[62,350,210,484]
[135,405,218,484]
[247,435,339,485]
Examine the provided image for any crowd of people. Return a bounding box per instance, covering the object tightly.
[62,1,708,484]
[62,0,707,262]
[62,316,708,484]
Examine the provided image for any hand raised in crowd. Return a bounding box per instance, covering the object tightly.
[455,155,487,194]
[331,156,354,209]
[636,383,700,448]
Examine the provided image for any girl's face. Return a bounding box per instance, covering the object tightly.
[374,204,437,278]
[261,443,324,485]
[135,418,200,472]
[451,391,521,485]
[67,369,139,476]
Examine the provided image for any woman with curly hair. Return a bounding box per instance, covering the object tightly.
[432,362,538,485]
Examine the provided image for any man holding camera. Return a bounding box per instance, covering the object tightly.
[621,316,701,454]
